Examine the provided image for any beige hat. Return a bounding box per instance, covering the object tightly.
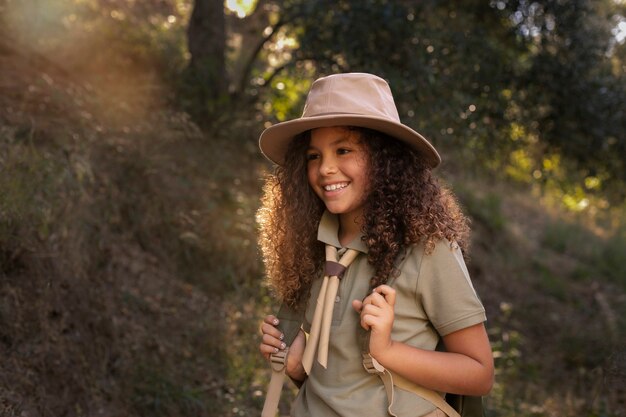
[259,72,441,167]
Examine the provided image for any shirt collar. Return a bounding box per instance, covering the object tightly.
[317,211,368,254]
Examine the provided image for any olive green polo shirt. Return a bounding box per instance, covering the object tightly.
[291,211,486,417]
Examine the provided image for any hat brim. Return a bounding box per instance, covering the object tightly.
[259,114,441,168]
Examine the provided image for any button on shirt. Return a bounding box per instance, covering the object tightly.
[291,211,487,417]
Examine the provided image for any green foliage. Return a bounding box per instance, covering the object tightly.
[488,303,528,417]
[0,130,68,269]
[457,186,507,233]
[541,219,589,254]
[505,0,626,194]
[130,365,208,417]
[266,76,312,122]
[542,218,626,287]
[599,232,626,286]
[535,260,568,301]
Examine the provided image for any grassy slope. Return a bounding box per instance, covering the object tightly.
[0,44,624,416]
[0,41,267,416]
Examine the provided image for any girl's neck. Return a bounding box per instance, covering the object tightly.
[338,211,363,247]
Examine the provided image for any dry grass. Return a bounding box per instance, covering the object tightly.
[0,37,268,416]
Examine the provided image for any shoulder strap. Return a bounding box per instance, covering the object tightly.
[261,303,304,417]
[362,351,461,417]
[276,303,304,346]
[362,332,483,417]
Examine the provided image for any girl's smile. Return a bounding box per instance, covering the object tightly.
[306,126,370,242]
[323,182,349,192]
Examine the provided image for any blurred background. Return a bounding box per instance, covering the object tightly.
[0,0,624,416]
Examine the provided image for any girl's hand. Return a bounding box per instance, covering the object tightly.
[259,315,286,360]
[259,315,306,381]
[352,285,396,359]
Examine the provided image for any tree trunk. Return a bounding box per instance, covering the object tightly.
[186,0,226,102]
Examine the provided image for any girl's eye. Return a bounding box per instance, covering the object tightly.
[337,148,351,155]
[306,153,319,161]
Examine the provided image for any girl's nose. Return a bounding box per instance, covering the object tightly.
[319,156,338,176]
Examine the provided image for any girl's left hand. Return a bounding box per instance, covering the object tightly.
[352,285,396,358]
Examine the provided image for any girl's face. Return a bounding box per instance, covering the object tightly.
[306,126,370,225]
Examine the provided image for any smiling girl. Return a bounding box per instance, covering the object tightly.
[257,73,493,417]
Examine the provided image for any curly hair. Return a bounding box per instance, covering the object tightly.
[257,127,469,309]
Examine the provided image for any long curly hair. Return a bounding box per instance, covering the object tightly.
[257,127,469,310]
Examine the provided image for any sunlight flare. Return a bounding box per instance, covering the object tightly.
[225,0,257,18]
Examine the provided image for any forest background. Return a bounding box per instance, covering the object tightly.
[0,0,625,416]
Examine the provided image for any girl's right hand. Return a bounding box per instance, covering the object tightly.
[259,315,287,360]
[259,315,307,382]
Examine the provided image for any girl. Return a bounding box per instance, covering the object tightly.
[258,73,493,417]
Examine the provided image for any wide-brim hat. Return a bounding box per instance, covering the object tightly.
[259,72,441,167]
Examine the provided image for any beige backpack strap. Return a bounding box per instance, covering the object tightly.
[362,353,461,417]
[262,304,303,417]
[363,353,398,416]
[262,348,288,417]
[302,245,359,373]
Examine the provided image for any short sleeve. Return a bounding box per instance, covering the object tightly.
[416,240,486,336]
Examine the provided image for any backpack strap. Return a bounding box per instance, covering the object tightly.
[362,351,461,417]
[262,348,289,417]
[261,303,304,417]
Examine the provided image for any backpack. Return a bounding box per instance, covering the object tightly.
[262,303,486,417]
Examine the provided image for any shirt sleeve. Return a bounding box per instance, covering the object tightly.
[416,240,486,336]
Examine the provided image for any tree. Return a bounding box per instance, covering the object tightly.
[184,0,227,120]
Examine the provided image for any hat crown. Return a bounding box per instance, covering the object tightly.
[302,73,400,122]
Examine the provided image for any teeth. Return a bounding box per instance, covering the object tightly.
[324,182,348,191]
